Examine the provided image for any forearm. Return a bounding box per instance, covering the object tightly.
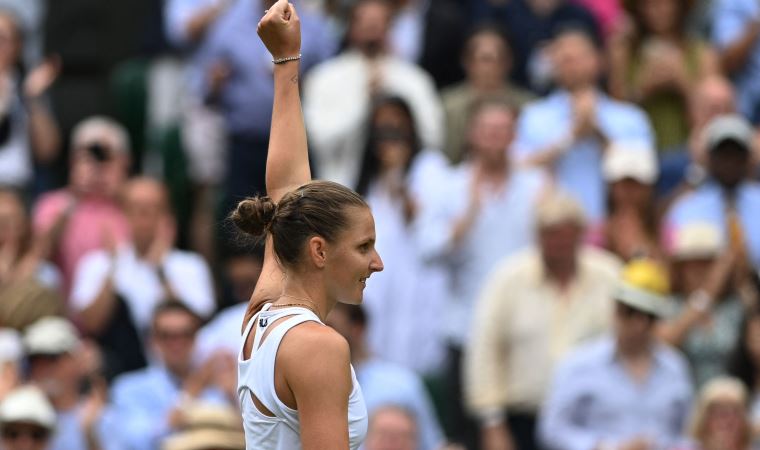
[266,61,310,202]
[720,25,760,74]
[79,278,119,335]
[26,99,60,164]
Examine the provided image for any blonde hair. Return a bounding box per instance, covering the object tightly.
[689,377,751,445]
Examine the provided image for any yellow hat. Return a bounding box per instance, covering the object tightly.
[615,259,670,317]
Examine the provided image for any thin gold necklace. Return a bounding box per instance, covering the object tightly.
[269,294,321,318]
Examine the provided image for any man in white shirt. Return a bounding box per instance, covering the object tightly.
[70,177,215,379]
[303,0,443,188]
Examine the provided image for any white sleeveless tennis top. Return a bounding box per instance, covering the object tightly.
[237,304,368,450]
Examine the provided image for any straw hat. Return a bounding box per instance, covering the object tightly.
[535,190,586,228]
[161,404,244,450]
[614,259,670,317]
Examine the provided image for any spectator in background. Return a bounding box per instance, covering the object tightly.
[195,245,263,363]
[0,330,21,400]
[727,305,760,441]
[465,190,621,450]
[110,302,235,450]
[194,0,334,205]
[304,0,443,188]
[32,117,131,294]
[659,224,746,387]
[539,260,693,450]
[572,0,622,39]
[326,303,446,450]
[388,0,466,88]
[593,141,662,262]
[0,9,60,192]
[475,0,600,93]
[441,25,534,163]
[665,115,760,269]
[355,96,449,374]
[164,0,232,49]
[161,404,245,450]
[364,406,419,450]
[680,377,754,450]
[23,317,108,450]
[712,0,760,123]
[515,27,654,223]
[607,0,717,152]
[0,188,62,331]
[70,177,215,379]
[0,385,56,450]
[418,98,545,445]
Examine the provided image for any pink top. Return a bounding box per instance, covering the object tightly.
[33,190,129,296]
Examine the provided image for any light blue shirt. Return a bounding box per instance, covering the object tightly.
[109,365,228,450]
[356,358,445,450]
[192,0,336,137]
[49,405,117,450]
[416,165,546,345]
[514,91,654,221]
[713,0,760,121]
[665,180,760,268]
[539,336,693,450]
[164,0,219,48]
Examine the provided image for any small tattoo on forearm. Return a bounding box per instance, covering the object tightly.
[290,74,299,84]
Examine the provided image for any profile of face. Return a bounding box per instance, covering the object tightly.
[0,190,26,248]
[0,422,51,450]
[123,179,173,250]
[538,221,583,269]
[614,302,656,345]
[468,105,515,163]
[348,0,391,56]
[550,32,601,91]
[152,308,200,374]
[364,407,418,450]
[27,352,79,399]
[709,141,750,190]
[70,135,129,198]
[464,31,510,87]
[609,178,653,212]
[637,0,681,35]
[0,13,21,72]
[321,206,384,305]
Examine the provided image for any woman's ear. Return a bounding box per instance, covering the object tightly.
[308,236,328,268]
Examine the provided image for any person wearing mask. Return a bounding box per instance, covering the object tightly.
[326,303,446,450]
[515,27,654,223]
[465,190,622,450]
[22,317,108,450]
[110,302,235,450]
[303,0,443,188]
[539,260,693,450]
[441,25,534,163]
[32,117,131,294]
[665,114,760,269]
[0,385,56,450]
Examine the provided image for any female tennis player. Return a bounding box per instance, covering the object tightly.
[233,1,384,449]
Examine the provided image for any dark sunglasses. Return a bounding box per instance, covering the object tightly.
[2,427,50,442]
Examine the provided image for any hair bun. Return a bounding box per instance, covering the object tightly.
[231,196,277,237]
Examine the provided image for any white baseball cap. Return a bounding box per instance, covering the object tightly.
[23,317,80,356]
[603,141,659,184]
[705,114,754,153]
[0,385,56,431]
[671,223,725,261]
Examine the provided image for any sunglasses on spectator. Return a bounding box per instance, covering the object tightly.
[154,328,196,341]
[1,426,50,442]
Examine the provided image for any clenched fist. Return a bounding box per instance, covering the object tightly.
[257,0,301,60]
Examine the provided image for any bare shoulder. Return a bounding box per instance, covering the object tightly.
[280,321,350,364]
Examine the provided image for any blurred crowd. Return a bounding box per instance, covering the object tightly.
[2,0,760,449]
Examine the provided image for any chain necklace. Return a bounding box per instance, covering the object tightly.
[268,294,322,318]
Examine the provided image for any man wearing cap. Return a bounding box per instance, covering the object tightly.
[0,385,56,450]
[464,190,622,450]
[539,260,693,450]
[32,116,131,294]
[23,317,108,450]
[665,114,760,269]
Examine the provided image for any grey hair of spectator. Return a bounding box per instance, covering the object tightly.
[71,116,131,155]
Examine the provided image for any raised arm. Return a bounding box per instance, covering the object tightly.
[258,0,310,203]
